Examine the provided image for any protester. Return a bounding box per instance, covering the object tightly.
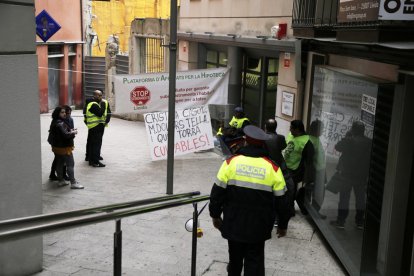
[217,107,250,158]
[84,90,111,167]
[209,125,290,276]
[48,106,83,189]
[308,119,327,218]
[283,120,314,215]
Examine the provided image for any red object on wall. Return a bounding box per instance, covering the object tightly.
[277,23,287,40]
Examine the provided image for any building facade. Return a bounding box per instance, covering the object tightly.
[86,0,170,57]
[292,0,414,275]
[177,0,299,132]
[0,1,43,275]
[35,0,83,113]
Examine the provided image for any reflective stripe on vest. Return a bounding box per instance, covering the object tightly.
[283,133,310,170]
[86,100,108,129]
[216,155,286,196]
[229,116,249,129]
[217,127,223,136]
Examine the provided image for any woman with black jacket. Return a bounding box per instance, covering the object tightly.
[48,106,83,189]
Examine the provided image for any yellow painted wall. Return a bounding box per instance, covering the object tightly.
[92,0,170,56]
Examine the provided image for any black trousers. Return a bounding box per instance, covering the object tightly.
[227,240,265,276]
[87,124,105,164]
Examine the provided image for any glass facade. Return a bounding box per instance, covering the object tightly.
[305,66,379,274]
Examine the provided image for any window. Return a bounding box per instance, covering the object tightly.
[206,50,227,68]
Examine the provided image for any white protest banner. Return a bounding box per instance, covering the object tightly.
[115,68,229,114]
[144,105,214,161]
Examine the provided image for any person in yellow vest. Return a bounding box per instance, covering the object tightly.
[283,120,314,215]
[85,90,111,167]
[308,119,327,219]
[229,106,250,134]
[209,125,290,276]
[216,107,250,157]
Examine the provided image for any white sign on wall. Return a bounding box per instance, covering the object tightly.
[114,68,229,114]
[144,105,214,161]
[379,0,414,20]
[281,91,294,117]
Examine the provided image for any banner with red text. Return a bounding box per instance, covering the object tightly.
[144,105,214,161]
[114,68,229,114]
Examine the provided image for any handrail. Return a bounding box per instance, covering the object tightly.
[0,191,200,227]
[0,194,209,242]
[0,192,210,276]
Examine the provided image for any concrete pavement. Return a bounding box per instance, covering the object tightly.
[34,110,346,276]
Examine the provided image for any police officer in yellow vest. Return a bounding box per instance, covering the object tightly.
[210,125,290,276]
[283,120,314,215]
[85,90,111,167]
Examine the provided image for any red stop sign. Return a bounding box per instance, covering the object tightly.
[130,86,151,106]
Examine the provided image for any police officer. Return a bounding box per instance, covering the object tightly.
[209,125,290,276]
[85,90,111,167]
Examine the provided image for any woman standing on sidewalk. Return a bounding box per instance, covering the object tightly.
[48,106,84,189]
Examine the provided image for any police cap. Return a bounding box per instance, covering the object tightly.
[243,125,269,141]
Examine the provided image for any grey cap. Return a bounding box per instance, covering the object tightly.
[243,125,269,141]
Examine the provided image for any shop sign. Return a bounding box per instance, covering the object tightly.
[379,0,414,20]
[337,0,380,23]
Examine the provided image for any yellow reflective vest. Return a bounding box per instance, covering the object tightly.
[216,155,286,196]
[229,116,249,129]
[85,100,109,129]
[284,133,310,170]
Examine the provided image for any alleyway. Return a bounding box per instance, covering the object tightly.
[35,110,346,276]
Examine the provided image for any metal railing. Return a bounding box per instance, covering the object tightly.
[0,191,210,276]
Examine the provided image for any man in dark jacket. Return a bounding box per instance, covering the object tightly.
[209,125,290,276]
[264,118,295,220]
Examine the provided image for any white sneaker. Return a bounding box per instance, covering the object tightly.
[70,182,84,189]
[57,180,69,187]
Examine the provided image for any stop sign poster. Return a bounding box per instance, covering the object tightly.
[114,68,229,113]
[144,105,214,161]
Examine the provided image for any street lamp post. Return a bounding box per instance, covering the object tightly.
[166,0,178,195]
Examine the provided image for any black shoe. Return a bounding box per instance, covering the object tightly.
[85,157,89,161]
[99,156,103,160]
[63,175,70,181]
[91,162,106,167]
[49,174,58,181]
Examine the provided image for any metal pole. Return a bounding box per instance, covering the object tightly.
[166,0,178,195]
[114,219,122,276]
[191,203,198,276]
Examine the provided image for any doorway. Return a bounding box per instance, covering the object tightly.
[242,56,278,127]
